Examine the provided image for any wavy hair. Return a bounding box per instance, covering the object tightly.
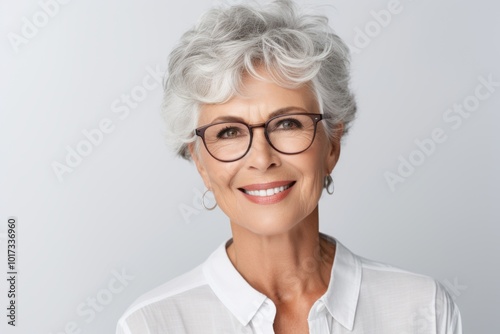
[162,0,357,160]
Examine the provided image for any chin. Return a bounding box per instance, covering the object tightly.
[232,211,306,237]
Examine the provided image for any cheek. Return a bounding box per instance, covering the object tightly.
[300,166,325,204]
[204,163,239,205]
[199,150,231,185]
[306,139,331,177]
[297,144,330,200]
[207,167,233,190]
[292,151,326,206]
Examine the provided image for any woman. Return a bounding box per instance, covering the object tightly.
[117,1,462,333]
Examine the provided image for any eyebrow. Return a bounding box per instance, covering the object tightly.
[208,106,309,124]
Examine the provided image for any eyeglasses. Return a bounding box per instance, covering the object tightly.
[194,113,325,162]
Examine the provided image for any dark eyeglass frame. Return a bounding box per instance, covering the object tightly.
[194,113,324,162]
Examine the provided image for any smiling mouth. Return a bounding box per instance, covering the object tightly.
[239,181,296,197]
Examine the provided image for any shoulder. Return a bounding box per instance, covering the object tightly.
[116,263,215,333]
[129,263,207,312]
[357,254,442,300]
[359,255,436,285]
[356,255,462,332]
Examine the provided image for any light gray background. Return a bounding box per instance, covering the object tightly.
[1,0,498,333]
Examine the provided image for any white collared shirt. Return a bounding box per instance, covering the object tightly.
[116,234,462,333]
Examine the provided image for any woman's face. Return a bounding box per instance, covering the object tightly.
[190,71,342,236]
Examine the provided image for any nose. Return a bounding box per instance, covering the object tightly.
[245,127,281,171]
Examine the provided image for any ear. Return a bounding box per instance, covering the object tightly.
[189,143,212,189]
[325,123,344,174]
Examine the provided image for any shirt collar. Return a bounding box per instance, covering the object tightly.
[319,233,362,331]
[202,239,268,326]
[202,234,362,330]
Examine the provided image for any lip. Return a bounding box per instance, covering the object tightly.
[238,181,296,205]
[239,180,295,191]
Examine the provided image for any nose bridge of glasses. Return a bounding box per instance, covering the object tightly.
[248,122,271,145]
[248,122,266,132]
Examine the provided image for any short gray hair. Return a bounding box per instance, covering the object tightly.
[162,0,357,160]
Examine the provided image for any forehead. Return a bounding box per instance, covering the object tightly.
[199,74,318,125]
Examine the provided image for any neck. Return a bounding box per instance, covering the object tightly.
[226,207,335,306]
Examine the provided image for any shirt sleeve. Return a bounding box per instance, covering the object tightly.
[435,281,463,334]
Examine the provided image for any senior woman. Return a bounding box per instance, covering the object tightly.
[117,1,462,333]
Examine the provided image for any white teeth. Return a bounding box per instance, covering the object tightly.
[244,184,291,197]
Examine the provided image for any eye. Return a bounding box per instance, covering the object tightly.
[216,126,242,139]
[274,117,303,130]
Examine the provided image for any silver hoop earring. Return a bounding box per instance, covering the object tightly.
[324,175,334,195]
[202,189,217,210]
